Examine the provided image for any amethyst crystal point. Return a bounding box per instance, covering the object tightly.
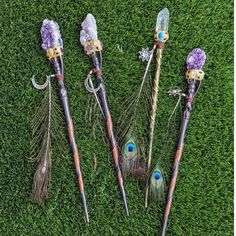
[186,48,206,70]
[80,13,98,45]
[41,19,63,50]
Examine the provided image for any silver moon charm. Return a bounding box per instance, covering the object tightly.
[32,75,50,90]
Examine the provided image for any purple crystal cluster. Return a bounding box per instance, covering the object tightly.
[186,48,206,70]
[41,19,63,50]
[80,13,98,45]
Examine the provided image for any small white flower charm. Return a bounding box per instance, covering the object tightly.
[138,47,153,62]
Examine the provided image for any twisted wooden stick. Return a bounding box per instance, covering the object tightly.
[145,47,163,207]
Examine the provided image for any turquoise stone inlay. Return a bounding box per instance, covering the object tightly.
[158,32,164,40]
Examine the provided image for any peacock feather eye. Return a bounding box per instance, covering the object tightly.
[151,169,163,189]
[149,165,165,201]
[154,171,161,180]
[124,140,137,159]
[127,143,135,152]
[121,137,139,177]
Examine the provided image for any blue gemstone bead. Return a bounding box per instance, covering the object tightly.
[158,32,164,40]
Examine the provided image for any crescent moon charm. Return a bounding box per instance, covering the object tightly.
[31,75,50,90]
[84,71,102,93]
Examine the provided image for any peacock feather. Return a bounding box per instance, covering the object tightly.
[118,71,152,179]
[149,164,164,201]
[118,9,169,182]
[30,76,62,203]
[121,137,139,177]
[117,44,154,178]
[147,88,185,203]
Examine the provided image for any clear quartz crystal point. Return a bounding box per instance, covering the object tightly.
[155,8,169,32]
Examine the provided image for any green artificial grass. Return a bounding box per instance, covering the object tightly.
[0,0,233,235]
